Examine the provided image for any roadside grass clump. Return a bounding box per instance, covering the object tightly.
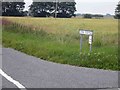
[2,18,119,70]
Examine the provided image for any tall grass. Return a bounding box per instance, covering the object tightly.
[2,18,119,70]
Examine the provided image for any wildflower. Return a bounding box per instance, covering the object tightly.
[98,59,100,61]
[88,53,90,56]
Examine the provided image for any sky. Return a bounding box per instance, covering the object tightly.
[24,0,119,15]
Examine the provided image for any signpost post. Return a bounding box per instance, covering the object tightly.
[80,34,83,52]
[79,30,93,52]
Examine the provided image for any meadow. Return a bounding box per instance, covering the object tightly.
[2,17,119,70]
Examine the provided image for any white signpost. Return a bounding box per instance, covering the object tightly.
[79,30,93,52]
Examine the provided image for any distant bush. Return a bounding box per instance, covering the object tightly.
[83,14,104,19]
[83,14,92,19]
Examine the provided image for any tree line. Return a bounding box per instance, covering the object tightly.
[2,0,76,18]
[1,0,120,19]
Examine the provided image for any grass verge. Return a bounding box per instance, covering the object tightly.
[2,18,119,70]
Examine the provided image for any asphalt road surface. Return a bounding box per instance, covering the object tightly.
[0,48,119,89]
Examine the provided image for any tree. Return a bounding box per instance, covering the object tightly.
[54,2,76,18]
[0,1,2,16]
[29,2,52,17]
[2,1,25,16]
[115,1,120,19]
[29,0,76,18]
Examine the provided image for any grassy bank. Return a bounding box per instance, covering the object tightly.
[2,17,119,70]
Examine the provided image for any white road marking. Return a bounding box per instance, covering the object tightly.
[0,69,26,89]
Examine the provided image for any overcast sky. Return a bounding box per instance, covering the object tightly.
[24,0,119,15]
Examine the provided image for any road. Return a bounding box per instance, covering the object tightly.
[0,48,119,89]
